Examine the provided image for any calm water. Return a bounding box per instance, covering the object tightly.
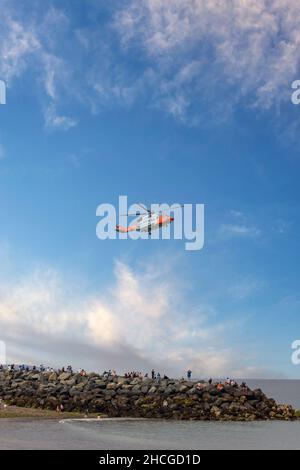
[0,380,300,450]
[239,379,300,409]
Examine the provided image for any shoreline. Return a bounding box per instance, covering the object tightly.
[1,403,299,423]
[1,408,300,423]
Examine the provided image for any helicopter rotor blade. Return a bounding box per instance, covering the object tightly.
[137,203,152,214]
[119,212,142,217]
[159,204,185,214]
[120,204,185,217]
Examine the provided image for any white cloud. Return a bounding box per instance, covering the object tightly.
[114,0,300,121]
[219,210,261,240]
[229,210,244,219]
[0,2,76,130]
[0,14,40,81]
[44,104,77,131]
[0,256,263,377]
[2,2,298,128]
[219,223,261,239]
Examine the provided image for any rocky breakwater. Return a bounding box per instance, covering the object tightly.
[0,370,296,421]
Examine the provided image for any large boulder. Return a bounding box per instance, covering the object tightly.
[30,374,41,381]
[107,382,118,390]
[48,373,58,382]
[59,372,72,382]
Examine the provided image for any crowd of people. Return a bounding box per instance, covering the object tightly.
[123,370,170,381]
[194,377,249,392]
[124,371,142,379]
[0,364,172,384]
[0,365,249,392]
[0,364,88,376]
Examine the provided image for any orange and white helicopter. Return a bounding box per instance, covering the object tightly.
[116,203,183,234]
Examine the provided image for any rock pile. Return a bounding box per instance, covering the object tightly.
[0,370,296,421]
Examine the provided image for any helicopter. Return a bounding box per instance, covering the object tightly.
[116,203,183,234]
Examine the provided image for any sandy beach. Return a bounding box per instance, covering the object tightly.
[0,404,106,420]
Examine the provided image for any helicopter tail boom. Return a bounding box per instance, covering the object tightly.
[116,225,135,233]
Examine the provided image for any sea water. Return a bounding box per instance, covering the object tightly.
[0,380,300,450]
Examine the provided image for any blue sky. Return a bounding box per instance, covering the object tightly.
[0,0,300,378]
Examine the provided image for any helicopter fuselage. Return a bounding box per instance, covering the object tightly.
[133,213,173,232]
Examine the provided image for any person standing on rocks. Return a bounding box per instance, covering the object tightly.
[187,369,192,380]
[151,369,155,379]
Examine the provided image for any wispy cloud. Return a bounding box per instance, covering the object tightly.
[228,278,264,301]
[44,104,77,131]
[220,223,261,239]
[114,0,300,122]
[0,2,77,130]
[219,209,261,240]
[1,1,299,128]
[273,218,291,235]
[0,13,40,81]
